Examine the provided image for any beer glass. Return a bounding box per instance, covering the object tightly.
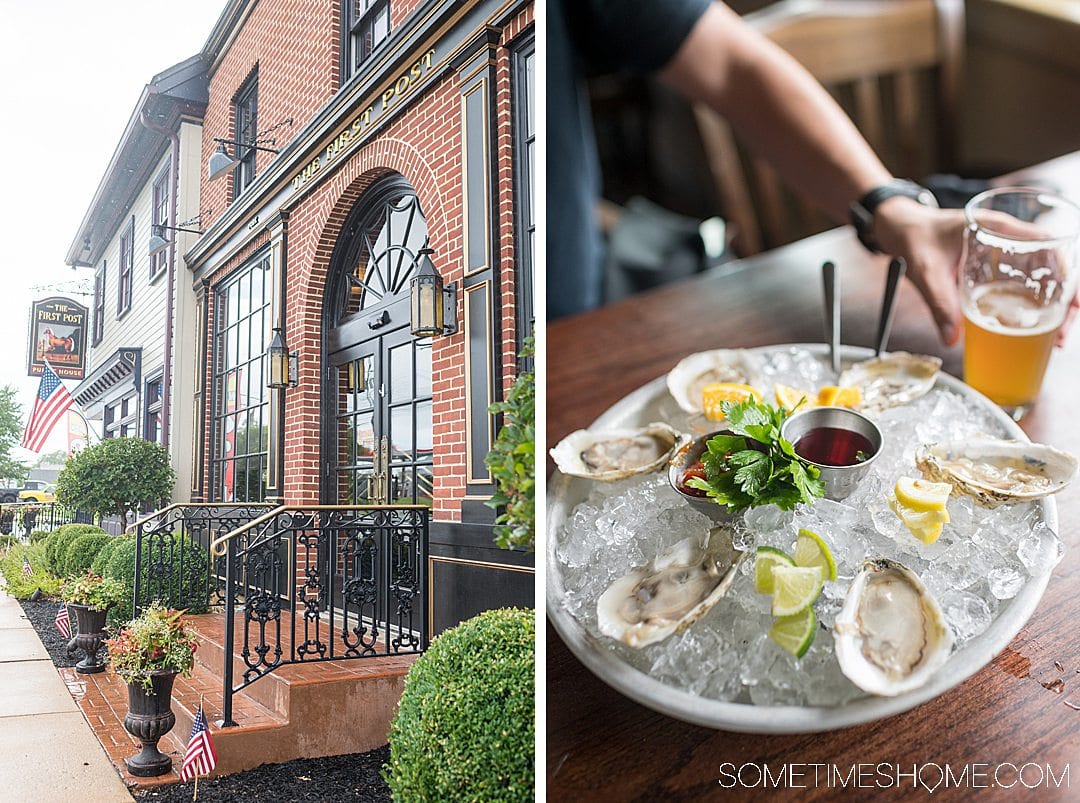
[961,187,1080,419]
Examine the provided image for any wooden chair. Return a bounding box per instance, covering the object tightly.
[694,0,965,255]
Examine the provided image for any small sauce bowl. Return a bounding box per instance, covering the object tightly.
[667,430,740,521]
[780,407,883,501]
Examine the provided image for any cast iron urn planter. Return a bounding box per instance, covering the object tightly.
[123,671,178,777]
[70,603,110,674]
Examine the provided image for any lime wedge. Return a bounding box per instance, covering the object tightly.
[755,546,795,594]
[771,565,823,617]
[769,607,817,658]
[894,476,951,512]
[793,528,837,582]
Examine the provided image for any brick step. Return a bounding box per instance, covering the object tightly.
[177,611,418,776]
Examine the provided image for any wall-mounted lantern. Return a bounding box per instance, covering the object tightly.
[266,327,298,389]
[409,247,458,337]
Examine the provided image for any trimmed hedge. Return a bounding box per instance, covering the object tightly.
[0,544,61,599]
[0,535,16,551]
[385,608,535,802]
[62,532,113,578]
[29,530,50,544]
[90,535,129,577]
[45,524,106,574]
[104,533,210,622]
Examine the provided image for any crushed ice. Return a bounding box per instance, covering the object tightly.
[552,348,1063,707]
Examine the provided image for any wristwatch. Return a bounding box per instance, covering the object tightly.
[849,179,939,254]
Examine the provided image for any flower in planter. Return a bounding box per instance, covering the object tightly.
[105,603,199,692]
[60,570,128,611]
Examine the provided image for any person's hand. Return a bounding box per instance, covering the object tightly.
[871,197,967,346]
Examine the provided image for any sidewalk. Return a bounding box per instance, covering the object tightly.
[0,587,133,802]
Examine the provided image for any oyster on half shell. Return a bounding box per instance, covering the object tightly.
[838,352,941,412]
[916,437,1078,508]
[549,422,683,482]
[597,525,747,648]
[666,349,763,414]
[834,559,953,697]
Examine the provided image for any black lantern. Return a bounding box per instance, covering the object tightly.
[409,247,457,337]
[266,327,297,389]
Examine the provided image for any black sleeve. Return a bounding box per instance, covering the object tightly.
[564,0,713,75]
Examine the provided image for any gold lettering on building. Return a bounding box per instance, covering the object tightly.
[292,48,437,192]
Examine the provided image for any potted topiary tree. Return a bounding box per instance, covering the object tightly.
[55,437,175,532]
[60,571,128,674]
[105,603,200,777]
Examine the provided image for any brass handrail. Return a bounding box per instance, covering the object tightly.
[207,503,430,558]
[126,501,277,534]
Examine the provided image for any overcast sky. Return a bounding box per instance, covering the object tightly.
[0,0,227,461]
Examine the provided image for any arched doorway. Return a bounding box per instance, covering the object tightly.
[323,174,434,509]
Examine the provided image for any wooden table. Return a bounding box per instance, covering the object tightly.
[547,152,1080,800]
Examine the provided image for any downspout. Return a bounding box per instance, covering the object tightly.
[139,109,179,455]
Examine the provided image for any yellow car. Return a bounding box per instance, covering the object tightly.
[19,482,55,503]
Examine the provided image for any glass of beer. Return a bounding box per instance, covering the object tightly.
[961,187,1080,419]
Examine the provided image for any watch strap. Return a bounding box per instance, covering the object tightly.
[850,179,938,253]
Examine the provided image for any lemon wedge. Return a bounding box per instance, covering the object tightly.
[894,476,952,512]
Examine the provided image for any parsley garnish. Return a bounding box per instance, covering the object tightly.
[686,398,825,512]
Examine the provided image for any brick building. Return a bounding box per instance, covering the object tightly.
[186,0,534,632]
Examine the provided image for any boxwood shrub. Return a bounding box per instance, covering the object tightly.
[104,533,210,622]
[62,532,113,578]
[385,607,534,802]
[45,524,106,575]
[90,535,130,577]
[28,530,51,544]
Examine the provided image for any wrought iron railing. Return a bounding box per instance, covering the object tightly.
[0,502,104,537]
[132,503,275,614]
[209,505,429,726]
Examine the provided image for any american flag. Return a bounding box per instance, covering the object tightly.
[22,556,33,577]
[22,364,75,453]
[180,702,217,782]
[54,604,70,639]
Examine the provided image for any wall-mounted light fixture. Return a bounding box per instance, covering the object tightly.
[208,117,294,181]
[409,247,458,337]
[266,327,298,389]
[148,218,205,256]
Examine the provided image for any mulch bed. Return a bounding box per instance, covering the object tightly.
[19,597,85,667]
[133,748,392,802]
[18,597,393,802]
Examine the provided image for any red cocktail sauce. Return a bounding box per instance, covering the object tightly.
[677,460,710,497]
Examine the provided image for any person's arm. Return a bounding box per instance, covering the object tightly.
[660,2,967,346]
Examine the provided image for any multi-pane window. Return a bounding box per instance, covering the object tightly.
[117,217,134,315]
[233,75,258,197]
[103,392,138,439]
[513,36,536,357]
[92,265,105,345]
[144,377,163,444]
[345,0,390,79]
[150,166,170,280]
[211,254,271,502]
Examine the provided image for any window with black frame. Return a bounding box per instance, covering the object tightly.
[211,254,271,502]
[150,166,169,280]
[233,74,259,197]
[92,265,105,345]
[117,217,134,316]
[344,0,390,80]
[103,392,138,439]
[513,34,536,359]
[144,376,163,444]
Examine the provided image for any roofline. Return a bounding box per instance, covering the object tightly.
[65,56,209,268]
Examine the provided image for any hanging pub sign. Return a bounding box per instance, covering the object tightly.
[26,297,88,379]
